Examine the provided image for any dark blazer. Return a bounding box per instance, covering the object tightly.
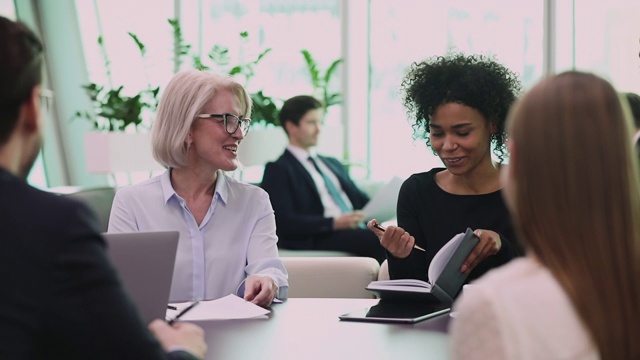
[0,168,195,360]
[261,150,369,249]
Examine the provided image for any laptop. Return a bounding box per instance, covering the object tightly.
[102,231,179,324]
[339,300,451,324]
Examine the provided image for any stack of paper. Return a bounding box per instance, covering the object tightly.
[361,176,404,222]
[166,294,270,321]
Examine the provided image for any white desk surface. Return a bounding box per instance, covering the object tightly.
[192,298,450,360]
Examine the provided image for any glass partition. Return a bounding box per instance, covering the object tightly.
[365,0,544,180]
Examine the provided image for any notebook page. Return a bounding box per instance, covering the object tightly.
[428,232,465,283]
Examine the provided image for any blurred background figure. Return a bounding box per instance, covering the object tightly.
[450,71,640,359]
[0,15,206,360]
[261,95,386,263]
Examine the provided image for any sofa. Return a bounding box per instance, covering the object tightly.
[282,257,379,298]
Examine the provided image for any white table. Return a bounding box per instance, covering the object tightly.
[193,298,450,360]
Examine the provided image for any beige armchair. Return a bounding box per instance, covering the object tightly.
[283,257,380,298]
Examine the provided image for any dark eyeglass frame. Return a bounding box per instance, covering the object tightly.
[197,113,251,136]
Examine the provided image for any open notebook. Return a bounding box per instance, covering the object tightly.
[103,231,179,324]
[366,228,478,303]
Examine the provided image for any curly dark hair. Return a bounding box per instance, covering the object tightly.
[400,53,522,163]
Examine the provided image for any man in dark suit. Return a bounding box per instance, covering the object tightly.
[0,16,206,359]
[261,95,385,263]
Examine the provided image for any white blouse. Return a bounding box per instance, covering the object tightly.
[449,257,599,360]
[108,170,288,302]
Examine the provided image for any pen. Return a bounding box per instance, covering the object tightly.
[373,223,426,252]
[167,299,200,325]
[167,305,177,310]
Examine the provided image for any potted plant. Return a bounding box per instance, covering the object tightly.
[301,49,343,113]
[75,32,163,174]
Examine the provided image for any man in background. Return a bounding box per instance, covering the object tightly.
[261,95,385,263]
[0,15,206,359]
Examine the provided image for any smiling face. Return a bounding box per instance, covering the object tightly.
[187,89,244,172]
[429,102,495,177]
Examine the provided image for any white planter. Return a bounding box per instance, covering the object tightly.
[84,132,164,173]
[238,127,288,167]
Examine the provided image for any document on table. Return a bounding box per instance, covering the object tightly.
[361,176,404,222]
[167,294,270,321]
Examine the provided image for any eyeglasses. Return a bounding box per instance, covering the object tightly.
[197,113,251,136]
[40,88,54,111]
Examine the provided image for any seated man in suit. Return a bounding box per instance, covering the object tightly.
[0,16,206,359]
[261,95,385,263]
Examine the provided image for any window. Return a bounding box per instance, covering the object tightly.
[365,1,544,180]
[555,0,640,94]
[0,0,15,19]
[59,1,639,187]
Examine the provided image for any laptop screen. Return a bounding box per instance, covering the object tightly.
[103,231,179,324]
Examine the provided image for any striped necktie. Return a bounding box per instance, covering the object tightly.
[308,157,351,213]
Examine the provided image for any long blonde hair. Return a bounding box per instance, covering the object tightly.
[507,71,640,359]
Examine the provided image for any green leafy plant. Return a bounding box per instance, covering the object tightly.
[77,19,339,132]
[74,34,159,132]
[301,49,342,111]
[181,29,280,127]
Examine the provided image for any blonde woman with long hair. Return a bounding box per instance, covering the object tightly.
[449,71,640,359]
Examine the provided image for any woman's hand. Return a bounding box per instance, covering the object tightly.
[367,219,416,259]
[460,229,502,274]
[244,274,277,308]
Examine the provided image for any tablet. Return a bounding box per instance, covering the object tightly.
[339,300,451,324]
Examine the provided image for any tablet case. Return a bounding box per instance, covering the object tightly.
[339,300,451,324]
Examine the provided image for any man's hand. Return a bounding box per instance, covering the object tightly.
[149,319,207,359]
[334,211,365,230]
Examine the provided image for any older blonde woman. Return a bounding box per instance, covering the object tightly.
[109,69,288,307]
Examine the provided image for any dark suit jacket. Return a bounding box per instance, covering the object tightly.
[261,150,370,249]
[0,168,195,360]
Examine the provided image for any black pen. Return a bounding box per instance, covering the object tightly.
[167,299,200,325]
[167,305,177,311]
[373,223,426,252]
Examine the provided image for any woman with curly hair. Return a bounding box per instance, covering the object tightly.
[368,53,523,284]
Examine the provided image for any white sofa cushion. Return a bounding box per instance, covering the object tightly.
[283,257,380,298]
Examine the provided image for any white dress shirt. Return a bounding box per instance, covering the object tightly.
[108,169,288,302]
[449,257,599,360]
[287,145,353,218]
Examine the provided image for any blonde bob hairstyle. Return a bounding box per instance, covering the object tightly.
[507,71,640,359]
[151,69,252,169]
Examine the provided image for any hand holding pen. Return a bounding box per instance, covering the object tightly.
[167,299,201,325]
[367,220,425,259]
